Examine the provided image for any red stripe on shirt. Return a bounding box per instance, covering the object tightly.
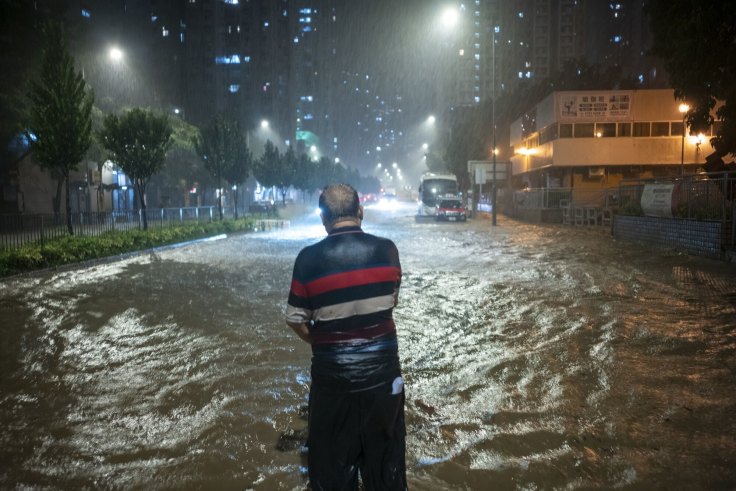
[305,266,400,296]
[290,278,308,297]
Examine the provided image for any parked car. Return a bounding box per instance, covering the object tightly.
[435,199,467,222]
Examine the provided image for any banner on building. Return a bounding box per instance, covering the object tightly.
[556,91,633,122]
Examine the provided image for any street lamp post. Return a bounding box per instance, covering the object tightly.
[491,26,499,226]
[679,103,689,176]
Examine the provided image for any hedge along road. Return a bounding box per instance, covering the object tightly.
[0,201,735,490]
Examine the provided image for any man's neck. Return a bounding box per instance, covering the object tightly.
[327,219,361,233]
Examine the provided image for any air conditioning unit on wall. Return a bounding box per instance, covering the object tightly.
[588,167,605,178]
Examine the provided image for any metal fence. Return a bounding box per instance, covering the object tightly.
[512,171,735,233]
[0,206,250,251]
[618,171,736,222]
[513,188,573,209]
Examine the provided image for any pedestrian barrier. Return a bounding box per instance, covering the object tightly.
[255,219,290,231]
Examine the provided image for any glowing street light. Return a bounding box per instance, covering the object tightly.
[422,143,429,150]
[440,7,459,29]
[427,115,436,125]
[260,119,269,129]
[679,103,690,176]
[109,46,124,62]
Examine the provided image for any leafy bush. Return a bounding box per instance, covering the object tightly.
[616,201,644,216]
[0,216,257,277]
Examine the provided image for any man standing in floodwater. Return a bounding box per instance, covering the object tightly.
[286,183,407,490]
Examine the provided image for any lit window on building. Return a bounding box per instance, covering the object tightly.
[304,114,314,120]
[215,55,241,64]
[300,8,312,14]
[180,32,184,43]
[263,21,269,27]
[283,9,288,16]
[222,0,239,4]
[613,35,622,43]
[229,84,240,93]
[518,11,524,18]
[151,15,157,22]
[162,27,169,37]
[302,26,312,32]
[474,96,480,103]
[293,37,299,43]
[82,9,91,18]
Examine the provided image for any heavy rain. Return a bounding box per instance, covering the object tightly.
[2,0,736,490]
[1,203,735,489]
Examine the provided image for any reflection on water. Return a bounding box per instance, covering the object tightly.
[1,204,735,489]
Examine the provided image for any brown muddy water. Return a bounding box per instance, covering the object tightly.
[1,203,735,490]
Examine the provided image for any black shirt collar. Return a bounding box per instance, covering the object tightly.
[328,225,363,235]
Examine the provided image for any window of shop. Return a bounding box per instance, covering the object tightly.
[559,123,573,138]
[633,122,650,137]
[574,123,594,138]
[651,122,669,136]
[595,123,616,137]
[617,123,631,136]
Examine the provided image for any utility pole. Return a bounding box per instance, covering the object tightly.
[492,26,499,226]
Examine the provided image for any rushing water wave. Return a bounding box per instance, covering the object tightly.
[1,203,735,489]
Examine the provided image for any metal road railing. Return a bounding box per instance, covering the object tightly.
[0,206,261,251]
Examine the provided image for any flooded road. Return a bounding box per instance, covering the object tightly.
[1,203,735,490]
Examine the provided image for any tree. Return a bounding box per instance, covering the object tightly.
[194,116,250,219]
[149,116,202,207]
[194,116,228,220]
[98,108,173,230]
[424,150,447,173]
[292,152,314,201]
[647,1,736,160]
[278,146,298,205]
[26,21,94,235]
[220,121,252,218]
[252,140,283,202]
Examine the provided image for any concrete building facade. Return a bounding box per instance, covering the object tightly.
[509,89,719,190]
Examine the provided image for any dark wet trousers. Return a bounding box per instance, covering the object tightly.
[307,384,407,490]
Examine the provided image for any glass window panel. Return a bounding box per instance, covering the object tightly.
[633,122,650,137]
[574,123,594,138]
[651,122,669,136]
[595,123,616,137]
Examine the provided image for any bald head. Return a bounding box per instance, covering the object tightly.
[319,184,361,226]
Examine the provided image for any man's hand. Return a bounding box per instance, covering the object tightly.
[287,321,312,344]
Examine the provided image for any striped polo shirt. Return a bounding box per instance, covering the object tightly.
[286,225,402,392]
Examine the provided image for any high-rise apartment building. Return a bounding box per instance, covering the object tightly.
[448,0,663,109]
[289,0,339,156]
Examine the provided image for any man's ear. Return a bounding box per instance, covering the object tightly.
[358,206,364,220]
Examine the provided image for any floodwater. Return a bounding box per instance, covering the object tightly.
[1,202,735,490]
